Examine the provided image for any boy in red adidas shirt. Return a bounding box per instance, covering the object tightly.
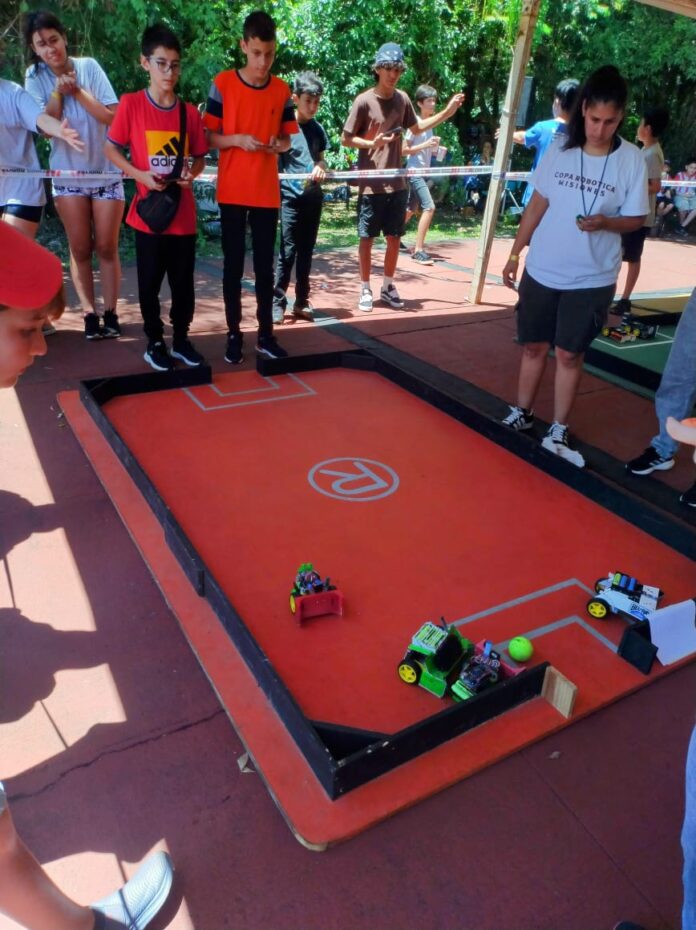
[105,23,207,372]
[204,10,297,363]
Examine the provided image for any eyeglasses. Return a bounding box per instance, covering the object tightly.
[377,63,405,72]
[148,57,181,74]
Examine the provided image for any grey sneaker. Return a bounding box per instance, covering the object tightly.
[541,421,585,468]
[412,250,433,265]
[358,288,373,313]
[272,305,285,325]
[91,850,174,930]
[502,405,534,431]
[380,283,404,309]
[292,301,315,322]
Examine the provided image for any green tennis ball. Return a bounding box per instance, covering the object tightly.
[509,636,534,663]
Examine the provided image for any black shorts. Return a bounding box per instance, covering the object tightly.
[516,269,614,354]
[620,226,649,263]
[358,190,408,239]
[0,203,43,223]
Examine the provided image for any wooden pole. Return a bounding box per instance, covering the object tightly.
[468,0,541,304]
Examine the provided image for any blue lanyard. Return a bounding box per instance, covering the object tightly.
[580,144,611,217]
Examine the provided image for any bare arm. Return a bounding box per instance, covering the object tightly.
[402,136,439,157]
[310,152,327,182]
[176,156,206,188]
[415,93,465,133]
[501,191,549,288]
[103,139,165,191]
[58,73,116,126]
[206,130,269,153]
[35,113,84,152]
[494,128,526,145]
[648,177,661,194]
[341,129,397,151]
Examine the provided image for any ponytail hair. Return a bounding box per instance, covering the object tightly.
[564,65,628,150]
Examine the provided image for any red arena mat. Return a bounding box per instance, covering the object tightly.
[61,359,695,846]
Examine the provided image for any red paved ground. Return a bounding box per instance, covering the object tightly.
[1,234,694,928]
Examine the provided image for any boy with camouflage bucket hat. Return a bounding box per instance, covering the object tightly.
[342,42,463,313]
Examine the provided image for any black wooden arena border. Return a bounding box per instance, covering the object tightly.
[80,349,696,799]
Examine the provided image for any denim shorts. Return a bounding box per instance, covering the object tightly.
[358,190,408,239]
[408,177,435,213]
[52,180,125,201]
[516,269,614,353]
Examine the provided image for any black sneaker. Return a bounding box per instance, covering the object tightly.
[224,332,243,365]
[256,335,288,359]
[398,240,409,252]
[171,339,205,367]
[144,341,174,372]
[611,297,631,316]
[501,405,534,431]
[412,250,434,265]
[675,225,690,238]
[102,309,121,338]
[680,481,696,508]
[84,312,103,340]
[626,445,675,476]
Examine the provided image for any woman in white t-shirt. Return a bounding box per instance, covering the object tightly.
[500,65,648,467]
[23,10,124,341]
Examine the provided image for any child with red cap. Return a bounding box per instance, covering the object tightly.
[0,222,175,930]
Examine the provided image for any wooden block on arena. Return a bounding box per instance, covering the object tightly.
[542,666,577,719]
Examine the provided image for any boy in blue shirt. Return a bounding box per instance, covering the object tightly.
[510,78,579,208]
[273,71,328,324]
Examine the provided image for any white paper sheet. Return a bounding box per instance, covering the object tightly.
[650,598,696,665]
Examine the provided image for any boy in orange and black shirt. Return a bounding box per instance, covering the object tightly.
[204,10,297,362]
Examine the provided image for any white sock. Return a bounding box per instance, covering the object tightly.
[361,281,370,292]
[382,276,393,290]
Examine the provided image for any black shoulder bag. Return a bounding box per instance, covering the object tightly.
[136,99,187,234]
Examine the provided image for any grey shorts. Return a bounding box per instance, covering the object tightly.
[516,269,614,354]
[52,180,125,201]
[408,177,435,213]
[358,190,408,239]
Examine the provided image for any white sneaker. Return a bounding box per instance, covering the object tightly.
[541,422,585,468]
[380,283,404,309]
[358,289,373,313]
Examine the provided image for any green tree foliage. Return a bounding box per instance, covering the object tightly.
[1,0,695,168]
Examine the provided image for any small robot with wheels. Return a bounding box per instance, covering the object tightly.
[586,572,663,623]
[397,618,472,698]
[289,563,344,624]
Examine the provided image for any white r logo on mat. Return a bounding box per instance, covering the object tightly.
[308,458,399,502]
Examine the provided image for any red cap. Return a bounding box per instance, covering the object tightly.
[0,222,63,310]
